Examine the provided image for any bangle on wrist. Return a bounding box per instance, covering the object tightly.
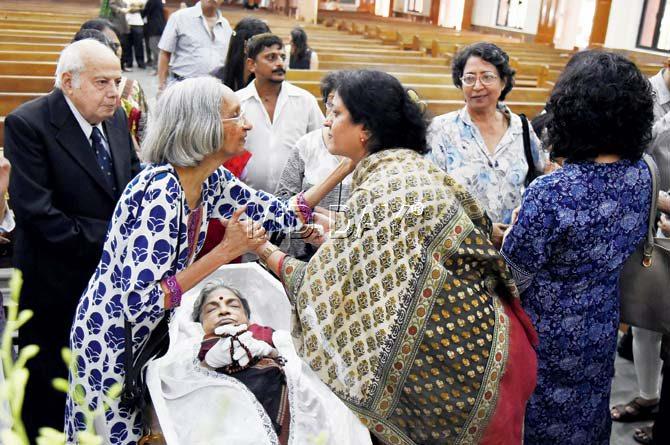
[259,244,280,264]
[295,192,313,223]
[163,275,183,309]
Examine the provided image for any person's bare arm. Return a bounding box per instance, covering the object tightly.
[301,159,353,208]
[157,50,172,93]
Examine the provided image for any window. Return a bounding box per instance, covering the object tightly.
[638,0,670,52]
[406,0,423,14]
[496,0,528,30]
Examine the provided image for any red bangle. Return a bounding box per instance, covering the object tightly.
[278,254,287,284]
[163,275,182,308]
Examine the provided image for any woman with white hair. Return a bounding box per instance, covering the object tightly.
[65,77,352,445]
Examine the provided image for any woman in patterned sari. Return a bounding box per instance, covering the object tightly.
[254,70,538,445]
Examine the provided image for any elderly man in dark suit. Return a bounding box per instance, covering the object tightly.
[4,38,141,438]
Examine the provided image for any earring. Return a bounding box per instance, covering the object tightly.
[360,137,366,144]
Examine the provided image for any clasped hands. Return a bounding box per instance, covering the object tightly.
[204,324,276,369]
[218,204,337,258]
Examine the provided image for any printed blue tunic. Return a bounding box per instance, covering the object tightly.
[501,159,651,445]
[65,164,301,444]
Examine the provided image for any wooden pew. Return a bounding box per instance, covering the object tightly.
[288,69,544,88]
[0,9,92,21]
[318,53,445,66]
[0,60,56,76]
[432,39,564,58]
[0,20,80,33]
[318,60,450,74]
[291,79,550,102]
[0,92,42,115]
[0,31,71,44]
[0,50,60,62]
[0,75,53,93]
[427,100,544,118]
[0,42,66,52]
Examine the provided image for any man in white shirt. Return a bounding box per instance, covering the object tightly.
[236,33,324,194]
[157,0,232,91]
[123,0,147,70]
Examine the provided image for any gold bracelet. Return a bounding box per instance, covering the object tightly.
[259,244,280,264]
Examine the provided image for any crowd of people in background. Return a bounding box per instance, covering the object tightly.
[1,1,670,445]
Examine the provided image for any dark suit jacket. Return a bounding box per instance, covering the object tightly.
[4,88,141,346]
[142,0,166,36]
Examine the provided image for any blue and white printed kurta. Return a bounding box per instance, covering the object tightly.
[65,164,301,445]
[426,105,545,224]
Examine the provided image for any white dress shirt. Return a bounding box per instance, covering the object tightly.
[64,95,111,156]
[236,80,324,193]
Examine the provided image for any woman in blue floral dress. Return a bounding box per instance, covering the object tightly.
[65,77,352,445]
[501,51,655,444]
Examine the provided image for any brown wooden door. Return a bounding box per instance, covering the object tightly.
[589,0,612,46]
[535,0,559,44]
[462,0,474,30]
[358,0,376,13]
[430,0,441,25]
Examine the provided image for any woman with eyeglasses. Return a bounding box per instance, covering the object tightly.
[274,71,351,260]
[252,69,538,445]
[427,42,546,247]
[65,77,353,445]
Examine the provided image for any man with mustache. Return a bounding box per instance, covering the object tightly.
[3,39,141,438]
[236,33,324,194]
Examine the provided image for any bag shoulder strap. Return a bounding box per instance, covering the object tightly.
[121,168,184,406]
[519,114,536,186]
[642,154,660,261]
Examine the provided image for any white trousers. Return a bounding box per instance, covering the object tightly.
[632,326,663,400]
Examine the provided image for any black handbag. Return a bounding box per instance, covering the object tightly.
[519,113,538,187]
[619,155,670,334]
[120,170,184,410]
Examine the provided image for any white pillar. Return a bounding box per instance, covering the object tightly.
[439,0,465,29]
[297,0,319,23]
[553,0,597,50]
[376,0,391,17]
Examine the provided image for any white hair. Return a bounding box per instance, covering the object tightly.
[54,39,116,88]
[142,77,229,166]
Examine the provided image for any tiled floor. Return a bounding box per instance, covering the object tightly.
[126,66,653,445]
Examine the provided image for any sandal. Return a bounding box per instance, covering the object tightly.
[611,397,659,422]
[633,425,654,445]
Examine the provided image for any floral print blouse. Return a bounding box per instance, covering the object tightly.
[427,105,545,224]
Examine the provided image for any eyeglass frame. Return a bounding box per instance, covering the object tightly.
[459,72,500,87]
[221,110,248,125]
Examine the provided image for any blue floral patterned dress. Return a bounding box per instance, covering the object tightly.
[65,164,301,445]
[501,159,651,444]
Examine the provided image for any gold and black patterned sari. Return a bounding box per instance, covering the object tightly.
[280,149,537,445]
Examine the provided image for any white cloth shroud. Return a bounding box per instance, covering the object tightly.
[146,263,371,445]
